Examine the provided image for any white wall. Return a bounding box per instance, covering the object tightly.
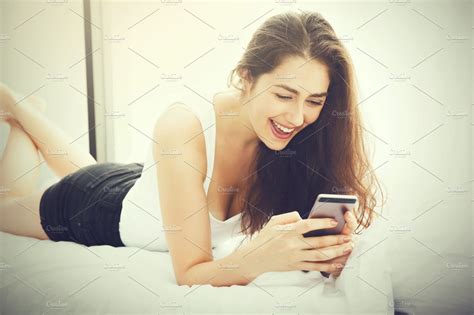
[97,0,256,163]
[0,0,90,183]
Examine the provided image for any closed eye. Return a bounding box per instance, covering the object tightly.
[275,93,323,106]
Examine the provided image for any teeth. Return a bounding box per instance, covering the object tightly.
[271,119,294,133]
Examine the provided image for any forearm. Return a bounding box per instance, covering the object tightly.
[180,249,264,287]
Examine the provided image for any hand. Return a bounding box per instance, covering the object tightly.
[235,211,355,275]
[324,206,358,278]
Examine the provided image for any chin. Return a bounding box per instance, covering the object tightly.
[261,135,292,151]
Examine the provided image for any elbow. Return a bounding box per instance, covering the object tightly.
[175,273,190,287]
[175,263,199,286]
[175,275,226,288]
[176,277,192,287]
[176,277,232,288]
[175,271,193,287]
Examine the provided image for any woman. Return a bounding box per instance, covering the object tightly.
[0,11,383,287]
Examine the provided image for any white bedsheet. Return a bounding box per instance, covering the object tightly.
[0,218,393,314]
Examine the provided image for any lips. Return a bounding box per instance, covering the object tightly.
[270,119,294,139]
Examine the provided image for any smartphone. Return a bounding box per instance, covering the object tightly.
[301,193,358,276]
[303,193,358,238]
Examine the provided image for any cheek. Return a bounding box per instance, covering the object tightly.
[251,101,275,124]
[311,112,321,123]
[304,107,323,125]
[248,104,268,132]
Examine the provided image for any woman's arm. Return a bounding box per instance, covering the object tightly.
[179,246,264,287]
[153,104,262,286]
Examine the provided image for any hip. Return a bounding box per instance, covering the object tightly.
[39,162,144,246]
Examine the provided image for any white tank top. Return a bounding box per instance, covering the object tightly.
[119,99,243,251]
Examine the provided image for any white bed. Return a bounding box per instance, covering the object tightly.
[0,218,393,314]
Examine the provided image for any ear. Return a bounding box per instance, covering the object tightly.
[239,67,254,95]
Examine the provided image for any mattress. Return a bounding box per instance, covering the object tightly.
[0,217,393,314]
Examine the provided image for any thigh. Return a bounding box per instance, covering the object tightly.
[0,187,50,240]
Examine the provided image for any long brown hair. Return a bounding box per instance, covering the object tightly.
[228,11,386,238]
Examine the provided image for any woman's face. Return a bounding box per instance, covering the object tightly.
[244,55,331,150]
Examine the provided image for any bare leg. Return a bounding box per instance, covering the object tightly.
[0,188,49,240]
[0,98,48,239]
[0,83,95,240]
[0,83,97,178]
[0,119,42,198]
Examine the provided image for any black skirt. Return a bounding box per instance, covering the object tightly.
[39,162,143,247]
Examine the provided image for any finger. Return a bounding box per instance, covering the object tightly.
[297,234,352,250]
[341,223,352,235]
[341,209,357,234]
[324,253,350,264]
[332,270,342,278]
[293,217,338,235]
[299,242,354,262]
[325,253,352,277]
[340,206,351,235]
[324,260,347,278]
[326,253,352,277]
[330,260,348,277]
[266,211,302,228]
[346,209,358,228]
[297,261,344,273]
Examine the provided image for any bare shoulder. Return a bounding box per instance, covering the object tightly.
[152,102,207,178]
[153,102,203,142]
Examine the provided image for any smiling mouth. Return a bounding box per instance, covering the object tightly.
[270,119,295,139]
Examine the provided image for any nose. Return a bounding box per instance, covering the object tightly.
[286,102,305,128]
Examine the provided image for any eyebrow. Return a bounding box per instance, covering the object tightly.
[273,84,327,98]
